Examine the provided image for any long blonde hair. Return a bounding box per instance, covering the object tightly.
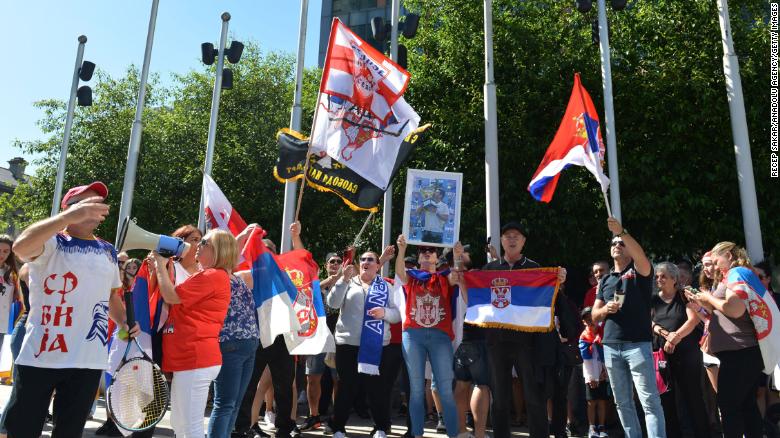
[711,241,752,269]
[205,229,239,272]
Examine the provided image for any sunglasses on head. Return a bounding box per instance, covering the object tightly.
[418,247,436,254]
[611,240,625,247]
[328,259,343,264]
[360,257,377,263]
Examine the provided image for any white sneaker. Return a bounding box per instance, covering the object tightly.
[264,411,276,427]
[372,431,387,438]
[334,431,348,438]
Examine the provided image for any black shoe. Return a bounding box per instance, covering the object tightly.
[95,418,122,437]
[299,415,321,431]
[249,424,271,438]
[397,403,408,417]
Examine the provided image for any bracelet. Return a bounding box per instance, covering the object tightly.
[616,229,629,237]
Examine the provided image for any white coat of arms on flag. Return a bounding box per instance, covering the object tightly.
[491,277,511,309]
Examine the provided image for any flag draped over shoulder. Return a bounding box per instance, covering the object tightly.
[203,173,247,236]
[528,73,610,202]
[274,125,427,212]
[276,250,335,355]
[321,18,410,122]
[727,266,780,373]
[240,227,301,348]
[464,268,560,333]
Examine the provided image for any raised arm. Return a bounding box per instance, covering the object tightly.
[290,221,304,251]
[149,253,182,304]
[395,234,409,284]
[607,217,651,277]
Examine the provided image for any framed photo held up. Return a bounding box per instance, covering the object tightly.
[402,169,463,248]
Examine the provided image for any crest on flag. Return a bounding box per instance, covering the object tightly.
[203,174,247,236]
[490,277,511,309]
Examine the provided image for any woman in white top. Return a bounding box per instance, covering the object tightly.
[0,234,20,350]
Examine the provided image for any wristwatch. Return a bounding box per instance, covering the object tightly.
[616,229,628,237]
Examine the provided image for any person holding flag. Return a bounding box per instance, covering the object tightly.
[394,235,464,438]
[325,250,401,438]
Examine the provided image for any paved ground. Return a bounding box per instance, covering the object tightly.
[0,383,535,438]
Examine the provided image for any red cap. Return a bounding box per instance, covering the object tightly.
[61,181,108,209]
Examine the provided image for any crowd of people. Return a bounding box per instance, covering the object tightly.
[0,180,777,438]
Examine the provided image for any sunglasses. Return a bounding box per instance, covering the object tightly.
[327,259,343,264]
[198,239,211,248]
[418,247,437,254]
[360,257,377,263]
[611,240,625,247]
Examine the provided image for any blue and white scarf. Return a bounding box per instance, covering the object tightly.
[358,275,389,375]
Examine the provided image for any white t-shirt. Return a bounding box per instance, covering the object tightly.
[0,267,14,334]
[423,200,449,233]
[16,233,121,370]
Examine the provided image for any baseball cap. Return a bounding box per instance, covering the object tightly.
[501,221,528,238]
[325,252,340,262]
[581,307,593,318]
[61,181,108,209]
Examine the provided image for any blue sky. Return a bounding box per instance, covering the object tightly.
[0,0,323,173]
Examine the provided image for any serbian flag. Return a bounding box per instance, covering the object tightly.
[277,250,336,355]
[464,268,561,332]
[528,73,610,202]
[240,227,301,348]
[321,18,410,121]
[728,266,780,373]
[203,173,247,236]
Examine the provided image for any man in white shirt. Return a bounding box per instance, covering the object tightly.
[5,181,139,437]
[417,188,449,244]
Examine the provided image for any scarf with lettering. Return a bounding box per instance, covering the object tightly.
[358,275,389,375]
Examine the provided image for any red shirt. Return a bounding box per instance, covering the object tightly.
[162,268,231,372]
[403,271,454,339]
[583,286,597,308]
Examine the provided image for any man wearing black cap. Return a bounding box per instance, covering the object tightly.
[6,182,140,437]
[479,221,573,438]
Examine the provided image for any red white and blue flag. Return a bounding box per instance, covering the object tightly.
[728,266,780,373]
[239,227,301,349]
[320,18,410,122]
[528,73,609,202]
[463,269,561,332]
[203,173,248,237]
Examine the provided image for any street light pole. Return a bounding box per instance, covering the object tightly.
[115,0,160,246]
[281,0,309,253]
[596,0,621,221]
[197,13,231,232]
[51,35,87,217]
[483,0,501,256]
[716,0,764,261]
[381,0,400,277]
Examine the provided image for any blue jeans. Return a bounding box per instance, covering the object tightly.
[603,342,665,438]
[402,328,458,437]
[208,338,259,438]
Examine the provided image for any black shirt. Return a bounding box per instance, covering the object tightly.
[651,292,700,353]
[596,262,654,343]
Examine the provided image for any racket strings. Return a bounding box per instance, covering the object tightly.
[108,358,169,431]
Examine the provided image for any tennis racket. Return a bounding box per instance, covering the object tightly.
[106,290,169,432]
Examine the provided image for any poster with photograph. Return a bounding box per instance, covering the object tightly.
[402,169,463,248]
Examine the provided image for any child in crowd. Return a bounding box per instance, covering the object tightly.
[579,307,608,438]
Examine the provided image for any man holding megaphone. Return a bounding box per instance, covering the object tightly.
[6,181,141,438]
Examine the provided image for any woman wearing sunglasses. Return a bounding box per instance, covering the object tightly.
[395,235,465,438]
[150,229,237,438]
[326,250,402,438]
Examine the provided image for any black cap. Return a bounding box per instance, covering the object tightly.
[325,252,340,262]
[501,221,528,238]
[581,307,593,318]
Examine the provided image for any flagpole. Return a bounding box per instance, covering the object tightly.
[352,211,375,248]
[381,0,400,277]
[483,0,501,256]
[51,35,87,217]
[198,13,231,232]
[716,0,764,262]
[115,0,160,247]
[281,0,309,253]
[596,0,621,221]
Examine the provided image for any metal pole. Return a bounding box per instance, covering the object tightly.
[197,12,231,232]
[115,0,160,245]
[716,0,764,262]
[483,0,501,256]
[281,0,309,253]
[597,0,621,221]
[51,35,87,217]
[381,0,400,277]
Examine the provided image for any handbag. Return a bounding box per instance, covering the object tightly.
[558,342,583,366]
[652,349,671,394]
